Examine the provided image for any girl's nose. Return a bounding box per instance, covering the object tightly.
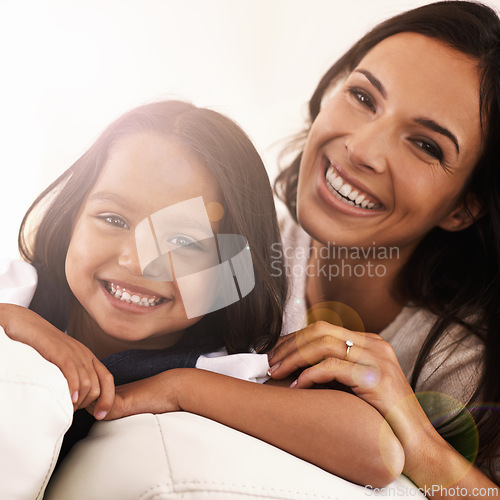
[117,240,143,277]
[344,122,390,174]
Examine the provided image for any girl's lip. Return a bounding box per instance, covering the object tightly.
[316,157,386,216]
[98,280,172,314]
[100,279,169,300]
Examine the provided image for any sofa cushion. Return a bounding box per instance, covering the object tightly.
[0,327,73,500]
[46,412,423,500]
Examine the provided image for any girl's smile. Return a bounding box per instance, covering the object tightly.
[101,280,170,311]
[65,132,223,355]
[297,32,483,259]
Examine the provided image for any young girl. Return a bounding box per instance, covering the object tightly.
[0,100,403,487]
[269,0,500,496]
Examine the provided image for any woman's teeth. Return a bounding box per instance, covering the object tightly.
[325,166,381,210]
[105,282,164,307]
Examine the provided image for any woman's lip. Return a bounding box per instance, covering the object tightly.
[324,156,384,207]
[316,159,386,216]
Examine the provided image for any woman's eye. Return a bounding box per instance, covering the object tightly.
[413,139,444,162]
[97,214,130,229]
[348,87,376,112]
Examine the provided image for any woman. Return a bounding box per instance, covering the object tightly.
[269,0,500,496]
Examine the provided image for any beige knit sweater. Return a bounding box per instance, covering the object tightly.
[278,209,494,476]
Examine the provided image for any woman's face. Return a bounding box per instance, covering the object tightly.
[296,33,483,256]
[65,132,222,348]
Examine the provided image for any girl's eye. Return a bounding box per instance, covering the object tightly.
[413,139,444,162]
[348,87,376,112]
[168,235,203,251]
[97,214,130,230]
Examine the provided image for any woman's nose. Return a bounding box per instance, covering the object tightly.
[344,121,390,174]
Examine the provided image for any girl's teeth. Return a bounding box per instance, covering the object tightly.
[105,282,163,307]
[325,165,380,210]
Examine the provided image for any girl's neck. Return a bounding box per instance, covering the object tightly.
[305,239,409,334]
[67,298,184,359]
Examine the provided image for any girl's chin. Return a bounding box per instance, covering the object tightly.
[100,326,186,350]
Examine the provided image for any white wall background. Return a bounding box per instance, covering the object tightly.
[1,0,499,258]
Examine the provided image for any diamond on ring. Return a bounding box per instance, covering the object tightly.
[344,340,354,361]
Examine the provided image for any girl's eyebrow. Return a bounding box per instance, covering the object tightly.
[354,68,460,155]
[88,191,128,208]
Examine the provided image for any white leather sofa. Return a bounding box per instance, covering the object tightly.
[0,327,424,500]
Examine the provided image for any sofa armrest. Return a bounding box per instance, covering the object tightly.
[0,327,73,500]
[46,411,423,500]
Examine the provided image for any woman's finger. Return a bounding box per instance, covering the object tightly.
[269,331,371,378]
[269,321,369,366]
[291,357,381,392]
[91,359,115,420]
[290,357,355,389]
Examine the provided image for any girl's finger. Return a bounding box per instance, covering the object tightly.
[57,359,82,407]
[76,363,102,410]
[91,359,115,420]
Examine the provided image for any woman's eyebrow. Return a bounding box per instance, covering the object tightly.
[354,69,387,99]
[414,118,460,154]
[354,68,460,155]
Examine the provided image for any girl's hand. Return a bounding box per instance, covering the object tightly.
[0,303,115,419]
[97,370,182,420]
[267,321,414,418]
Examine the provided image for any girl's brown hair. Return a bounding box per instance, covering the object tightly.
[20,100,287,353]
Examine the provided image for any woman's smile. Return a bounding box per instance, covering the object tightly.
[320,156,385,213]
[297,32,482,252]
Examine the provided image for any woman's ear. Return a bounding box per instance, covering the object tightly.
[438,194,485,232]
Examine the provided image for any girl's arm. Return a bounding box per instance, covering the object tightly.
[0,303,115,418]
[100,367,405,488]
[267,321,499,499]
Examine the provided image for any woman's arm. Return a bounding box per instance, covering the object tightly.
[0,302,115,417]
[101,367,405,488]
[267,321,499,499]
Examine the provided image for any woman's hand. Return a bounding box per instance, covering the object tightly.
[97,370,182,420]
[267,320,414,417]
[0,303,115,419]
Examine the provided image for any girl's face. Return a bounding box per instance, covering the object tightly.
[297,33,483,257]
[65,132,222,348]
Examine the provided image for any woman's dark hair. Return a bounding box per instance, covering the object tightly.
[19,100,287,354]
[275,1,500,480]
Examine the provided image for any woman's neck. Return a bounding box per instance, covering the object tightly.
[305,239,409,334]
[66,299,184,359]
